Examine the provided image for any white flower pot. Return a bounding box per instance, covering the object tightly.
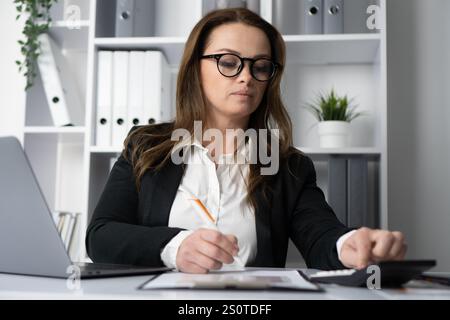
[317,121,350,148]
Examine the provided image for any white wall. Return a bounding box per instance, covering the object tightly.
[0,1,26,139]
[387,0,450,271]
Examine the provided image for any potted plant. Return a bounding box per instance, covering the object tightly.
[304,89,363,148]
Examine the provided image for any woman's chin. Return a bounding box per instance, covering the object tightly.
[224,110,254,120]
[225,104,257,117]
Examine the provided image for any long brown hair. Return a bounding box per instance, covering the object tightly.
[123,8,299,211]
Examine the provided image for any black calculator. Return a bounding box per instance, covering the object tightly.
[307,260,436,287]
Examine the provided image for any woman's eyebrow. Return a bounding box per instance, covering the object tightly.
[214,48,271,59]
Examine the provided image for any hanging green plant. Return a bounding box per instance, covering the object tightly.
[15,0,58,90]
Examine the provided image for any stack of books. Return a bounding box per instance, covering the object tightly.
[54,212,80,252]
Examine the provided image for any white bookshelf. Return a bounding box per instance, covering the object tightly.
[24,126,86,134]
[21,0,388,263]
[49,20,90,28]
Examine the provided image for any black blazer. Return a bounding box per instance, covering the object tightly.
[86,126,351,270]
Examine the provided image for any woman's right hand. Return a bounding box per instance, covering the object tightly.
[176,228,239,273]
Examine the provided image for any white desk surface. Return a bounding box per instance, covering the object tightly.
[1,269,450,300]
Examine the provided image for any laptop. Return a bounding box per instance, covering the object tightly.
[0,136,171,279]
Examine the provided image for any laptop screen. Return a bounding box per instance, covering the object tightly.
[0,136,72,278]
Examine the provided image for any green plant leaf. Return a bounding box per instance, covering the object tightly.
[15,0,58,90]
[303,89,364,122]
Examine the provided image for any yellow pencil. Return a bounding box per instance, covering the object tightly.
[191,198,216,224]
[178,186,217,226]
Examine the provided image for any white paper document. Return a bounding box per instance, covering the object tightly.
[139,269,321,291]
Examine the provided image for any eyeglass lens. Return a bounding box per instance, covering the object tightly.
[217,54,275,81]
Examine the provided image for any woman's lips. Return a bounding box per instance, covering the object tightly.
[231,91,252,97]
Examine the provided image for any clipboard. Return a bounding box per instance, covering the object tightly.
[138,269,323,292]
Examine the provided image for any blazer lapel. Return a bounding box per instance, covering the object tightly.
[147,160,185,226]
[250,187,274,267]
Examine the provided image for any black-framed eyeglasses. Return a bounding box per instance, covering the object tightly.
[200,53,280,82]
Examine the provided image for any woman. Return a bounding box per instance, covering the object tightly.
[86,8,406,273]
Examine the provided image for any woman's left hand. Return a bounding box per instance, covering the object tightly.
[339,227,407,269]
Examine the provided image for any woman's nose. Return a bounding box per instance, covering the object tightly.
[236,62,253,82]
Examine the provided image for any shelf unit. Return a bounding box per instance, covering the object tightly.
[21,0,387,263]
